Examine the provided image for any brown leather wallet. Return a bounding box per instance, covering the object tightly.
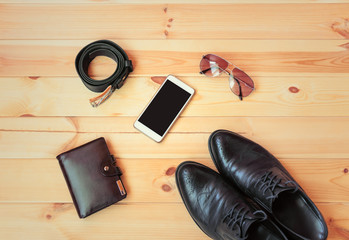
[56,137,127,218]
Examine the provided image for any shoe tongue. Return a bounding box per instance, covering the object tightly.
[262,181,298,211]
[274,185,297,195]
[240,211,266,237]
[274,182,297,197]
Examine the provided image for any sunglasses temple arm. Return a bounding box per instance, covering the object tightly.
[237,80,243,101]
[200,68,211,74]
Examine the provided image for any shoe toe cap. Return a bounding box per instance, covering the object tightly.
[209,130,247,167]
[176,161,214,194]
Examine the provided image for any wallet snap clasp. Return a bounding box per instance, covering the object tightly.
[100,155,123,177]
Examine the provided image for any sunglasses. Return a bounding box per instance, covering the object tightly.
[199,54,254,100]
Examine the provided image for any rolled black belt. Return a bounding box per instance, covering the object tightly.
[75,40,133,107]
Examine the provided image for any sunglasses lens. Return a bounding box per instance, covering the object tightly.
[200,54,229,77]
[230,68,254,98]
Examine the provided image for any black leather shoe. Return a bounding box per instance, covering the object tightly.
[175,161,288,240]
[208,130,328,240]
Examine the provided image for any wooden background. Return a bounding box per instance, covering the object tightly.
[0,0,349,239]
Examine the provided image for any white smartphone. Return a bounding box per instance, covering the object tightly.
[134,75,195,142]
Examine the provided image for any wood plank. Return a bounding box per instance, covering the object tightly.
[1,116,348,159]
[1,116,348,135]
[0,202,347,240]
[0,123,348,159]
[0,203,209,240]
[1,4,348,39]
[1,40,349,77]
[0,2,347,240]
[0,158,348,203]
[1,76,349,117]
[1,0,349,3]
[320,203,349,240]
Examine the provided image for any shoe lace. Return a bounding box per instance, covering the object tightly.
[254,171,298,200]
[222,203,267,240]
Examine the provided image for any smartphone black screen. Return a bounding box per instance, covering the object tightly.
[138,80,191,136]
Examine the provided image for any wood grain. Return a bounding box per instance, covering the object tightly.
[1,40,348,77]
[1,0,349,3]
[1,116,348,159]
[1,116,347,134]
[0,202,347,240]
[0,121,349,159]
[0,158,348,203]
[0,4,348,40]
[1,76,349,117]
[1,1,348,239]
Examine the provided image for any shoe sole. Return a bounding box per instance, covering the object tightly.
[175,161,221,240]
